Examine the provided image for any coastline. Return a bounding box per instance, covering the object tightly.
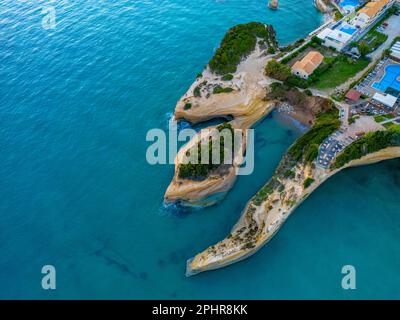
[162,0,400,277]
[164,23,279,206]
[186,146,400,275]
[165,10,331,207]
[273,109,310,133]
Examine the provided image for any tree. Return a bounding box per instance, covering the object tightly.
[265,60,291,81]
[358,42,370,57]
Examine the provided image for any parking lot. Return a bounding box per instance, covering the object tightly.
[317,129,355,169]
[316,114,385,169]
[350,99,400,117]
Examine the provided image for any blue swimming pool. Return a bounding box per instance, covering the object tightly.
[373,64,400,94]
[340,0,360,9]
[340,25,357,35]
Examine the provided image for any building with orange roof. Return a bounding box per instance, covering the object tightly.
[353,0,392,28]
[291,51,324,79]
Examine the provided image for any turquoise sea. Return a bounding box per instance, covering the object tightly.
[0,0,399,299]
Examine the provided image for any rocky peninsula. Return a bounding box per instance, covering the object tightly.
[165,23,279,206]
[163,6,400,275]
[187,134,400,275]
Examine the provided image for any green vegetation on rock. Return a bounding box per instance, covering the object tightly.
[253,178,282,206]
[209,22,276,75]
[213,86,234,94]
[221,74,234,81]
[288,107,340,163]
[303,178,315,189]
[178,123,236,180]
[333,130,400,169]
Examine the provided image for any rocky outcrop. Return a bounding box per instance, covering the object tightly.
[165,28,278,206]
[164,124,246,207]
[268,0,279,10]
[186,146,400,275]
[165,98,275,207]
[315,0,329,13]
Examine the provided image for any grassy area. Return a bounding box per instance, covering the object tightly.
[357,30,388,55]
[383,122,400,132]
[374,114,395,123]
[313,56,369,90]
[209,22,276,75]
[268,40,368,91]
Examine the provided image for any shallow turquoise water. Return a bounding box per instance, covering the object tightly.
[0,0,399,299]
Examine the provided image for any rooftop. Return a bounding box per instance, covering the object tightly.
[390,41,400,59]
[346,89,362,101]
[358,0,390,18]
[373,92,398,108]
[325,28,353,43]
[292,51,324,75]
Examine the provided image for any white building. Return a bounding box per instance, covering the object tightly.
[373,92,398,108]
[319,28,354,51]
[318,0,395,52]
[390,41,400,61]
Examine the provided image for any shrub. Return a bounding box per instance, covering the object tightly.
[304,89,312,96]
[285,75,309,88]
[311,36,322,45]
[213,86,234,94]
[283,169,295,179]
[193,86,201,97]
[265,59,291,81]
[184,103,192,110]
[209,22,275,75]
[334,10,343,21]
[221,74,234,81]
[303,178,315,189]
